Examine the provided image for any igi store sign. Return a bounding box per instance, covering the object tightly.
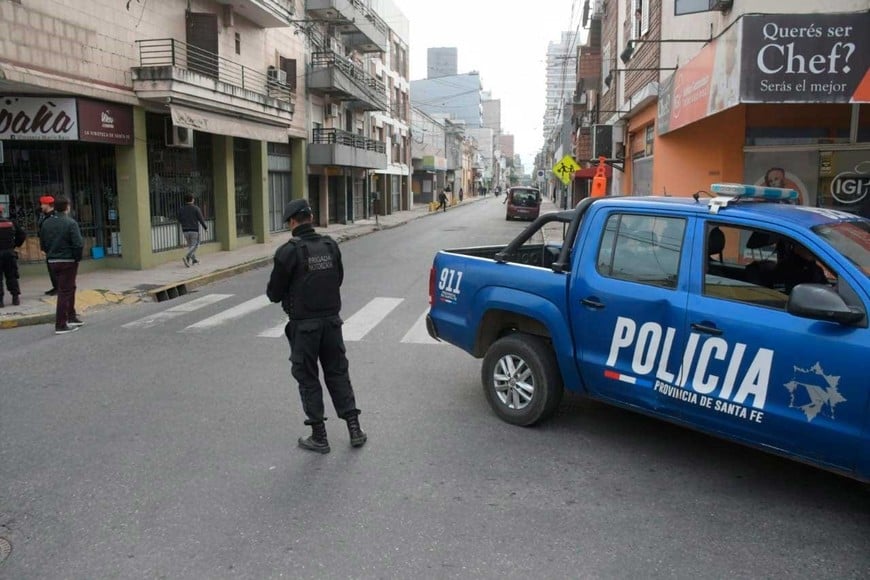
[0,97,78,140]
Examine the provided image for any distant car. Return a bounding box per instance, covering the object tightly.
[505,187,542,221]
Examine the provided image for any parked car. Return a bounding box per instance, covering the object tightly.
[428,183,870,482]
[505,187,542,221]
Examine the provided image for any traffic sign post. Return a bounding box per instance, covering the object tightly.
[552,155,580,186]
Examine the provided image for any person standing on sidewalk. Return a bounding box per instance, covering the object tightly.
[39,196,84,335]
[266,198,367,454]
[0,205,27,308]
[178,195,207,267]
[37,195,58,296]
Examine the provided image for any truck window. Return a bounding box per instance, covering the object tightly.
[596,213,686,289]
[703,223,836,309]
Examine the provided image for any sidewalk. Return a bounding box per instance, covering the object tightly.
[1,197,485,329]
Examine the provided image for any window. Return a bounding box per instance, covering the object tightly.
[703,223,837,309]
[602,42,612,93]
[279,56,297,91]
[632,0,650,39]
[645,125,654,156]
[234,32,241,55]
[597,213,686,288]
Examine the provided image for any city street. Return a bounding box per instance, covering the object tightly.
[1,197,868,579]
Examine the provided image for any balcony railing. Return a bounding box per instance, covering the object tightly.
[311,50,385,96]
[136,38,294,101]
[346,0,388,34]
[313,128,386,153]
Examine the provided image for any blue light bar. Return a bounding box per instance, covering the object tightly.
[711,183,799,200]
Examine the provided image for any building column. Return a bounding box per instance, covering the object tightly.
[212,134,236,250]
[291,137,306,201]
[251,140,268,244]
[114,106,152,270]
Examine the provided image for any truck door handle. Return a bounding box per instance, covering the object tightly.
[581,298,605,309]
[691,323,723,336]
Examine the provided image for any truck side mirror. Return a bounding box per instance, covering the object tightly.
[787,284,865,325]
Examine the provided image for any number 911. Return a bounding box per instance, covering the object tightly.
[438,268,463,294]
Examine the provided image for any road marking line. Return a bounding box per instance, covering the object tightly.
[122,294,233,329]
[259,320,288,338]
[182,295,271,331]
[400,310,442,345]
[342,297,404,341]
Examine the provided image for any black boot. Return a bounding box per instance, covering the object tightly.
[298,422,330,454]
[346,415,367,448]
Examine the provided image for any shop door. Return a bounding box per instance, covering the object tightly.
[268,172,292,232]
[328,175,340,224]
[391,175,400,214]
[69,143,120,258]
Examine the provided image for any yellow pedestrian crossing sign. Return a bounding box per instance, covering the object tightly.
[552,155,580,185]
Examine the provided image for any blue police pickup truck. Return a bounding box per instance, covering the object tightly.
[427,184,870,482]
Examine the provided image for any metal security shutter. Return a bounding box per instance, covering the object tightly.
[186,12,219,79]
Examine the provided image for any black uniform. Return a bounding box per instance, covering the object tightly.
[0,215,26,304]
[267,222,360,425]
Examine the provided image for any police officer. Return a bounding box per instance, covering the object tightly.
[0,205,26,307]
[266,198,366,454]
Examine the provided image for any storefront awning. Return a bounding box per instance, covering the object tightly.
[575,165,613,179]
[170,105,289,143]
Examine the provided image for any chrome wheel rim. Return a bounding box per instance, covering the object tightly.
[493,354,535,410]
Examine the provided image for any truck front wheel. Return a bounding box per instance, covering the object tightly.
[481,334,563,426]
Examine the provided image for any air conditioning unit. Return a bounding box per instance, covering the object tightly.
[165,119,194,148]
[267,67,287,86]
[591,124,612,158]
[325,103,338,117]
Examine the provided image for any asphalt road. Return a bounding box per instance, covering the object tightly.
[1,196,868,579]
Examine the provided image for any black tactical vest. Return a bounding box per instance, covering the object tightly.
[0,219,20,251]
[285,236,342,319]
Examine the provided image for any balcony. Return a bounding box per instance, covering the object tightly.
[308,51,387,111]
[308,128,386,169]
[215,0,295,27]
[132,39,294,129]
[305,0,387,53]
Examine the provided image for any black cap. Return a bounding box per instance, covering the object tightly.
[282,199,312,222]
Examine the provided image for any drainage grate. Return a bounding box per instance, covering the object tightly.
[0,537,11,564]
[152,284,189,303]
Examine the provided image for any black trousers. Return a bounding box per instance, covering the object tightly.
[0,250,20,298]
[285,315,360,425]
[46,258,57,290]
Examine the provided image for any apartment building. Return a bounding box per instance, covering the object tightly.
[543,31,578,141]
[580,0,869,216]
[0,0,410,270]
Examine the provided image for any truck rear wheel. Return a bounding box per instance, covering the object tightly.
[481,334,563,426]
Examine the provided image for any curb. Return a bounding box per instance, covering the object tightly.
[0,312,56,329]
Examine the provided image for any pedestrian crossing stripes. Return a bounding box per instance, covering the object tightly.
[183,295,271,332]
[121,294,233,329]
[341,297,404,341]
[122,293,444,346]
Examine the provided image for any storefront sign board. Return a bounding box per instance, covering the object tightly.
[0,96,78,140]
[78,99,133,145]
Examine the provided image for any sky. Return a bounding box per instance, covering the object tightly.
[386,0,586,174]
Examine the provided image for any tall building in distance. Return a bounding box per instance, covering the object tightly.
[410,71,483,128]
[543,31,578,140]
[427,47,458,78]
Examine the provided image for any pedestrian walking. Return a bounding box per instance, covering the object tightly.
[37,195,58,296]
[266,198,366,454]
[458,188,464,202]
[39,196,84,335]
[438,190,448,212]
[178,195,207,267]
[0,205,26,308]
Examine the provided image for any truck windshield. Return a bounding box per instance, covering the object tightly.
[812,220,870,277]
